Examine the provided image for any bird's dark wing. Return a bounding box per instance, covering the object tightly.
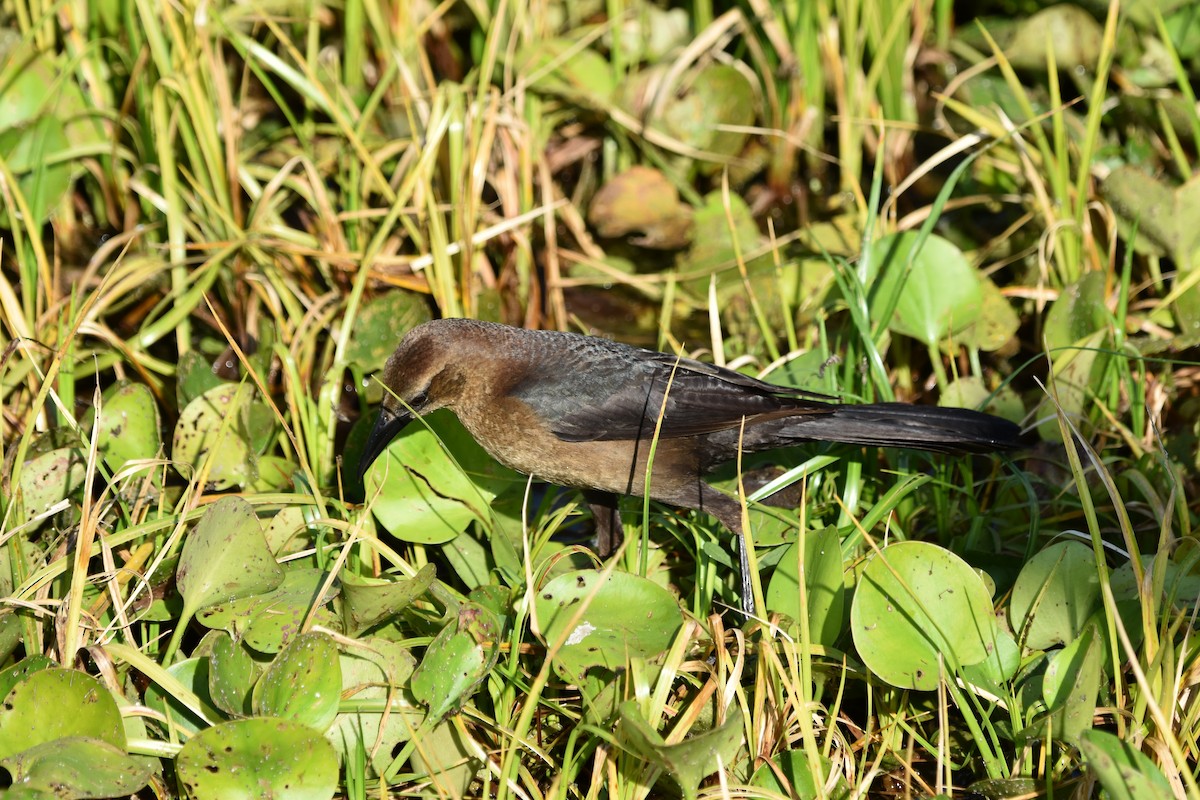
[507,334,834,443]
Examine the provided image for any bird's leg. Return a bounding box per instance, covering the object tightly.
[675,486,757,619]
[709,506,755,619]
[583,489,624,558]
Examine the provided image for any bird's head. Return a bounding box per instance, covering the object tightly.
[356,320,466,481]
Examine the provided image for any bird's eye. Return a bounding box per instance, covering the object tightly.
[410,390,429,408]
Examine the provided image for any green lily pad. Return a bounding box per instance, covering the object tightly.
[1,738,153,800]
[940,376,1025,423]
[1103,163,1200,266]
[605,6,690,63]
[1044,270,1110,353]
[264,505,311,556]
[851,541,994,690]
[253,632,342,732]
[172,383,256,490]
[365,410,524,544]
[868,231,984,347]
[765,527,846,648]
[961,622,1021,688]
[406,718,480,798]
[344,291,432,372]
[175,718,338,800]
[16,446,86,525]
[0,669,124,759]
[84,381,163,483]
[175,351,225,408]
[143,657,218,737]
[1036,329,1108,442]
[514,38,614,108]
[660,63,756,163]
[1004,4,1104,71]
[959,277,1021,352]
[328,638,420,774]
[0,114,71,223]
[0,33,104,143]
[750,750,852,799]
[177,496,284,621]
[1080,728,1175,800]
[1009,541,1101,651]
[0,655,55,703]
[207,631,263,717]
[588,166,693,249]
[1043,624,1102,745]
[534,570,682,683]
[691,190,763,281]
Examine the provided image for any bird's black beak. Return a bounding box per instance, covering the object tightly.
[357,406,412,482]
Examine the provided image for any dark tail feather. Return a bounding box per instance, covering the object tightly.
[725,402,1024,456]
[787,403,1024,453]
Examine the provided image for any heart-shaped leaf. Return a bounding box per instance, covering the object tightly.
[177,496,283,622]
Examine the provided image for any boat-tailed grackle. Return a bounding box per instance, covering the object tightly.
[357,318,1023,616]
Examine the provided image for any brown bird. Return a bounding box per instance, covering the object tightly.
[358,319,1022,616]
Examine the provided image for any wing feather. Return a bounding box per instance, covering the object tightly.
[505,336,833,442]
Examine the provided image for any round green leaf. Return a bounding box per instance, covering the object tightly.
[175,718,338,800]
[253,632,342,732]
[1035,329,1109,442]
[1080,728,1175,800]
[365,410,524,544]
[1043,625,1103,745]
[175,351,225,408]
[2,738,153,799]
[207,632,263,717]
[0,655,55,703]
[958,277,1021,352]
[177,496,283,619]
[940,376,1024,423]
[143,657,217,737]
[344,291,432,372]
[1009,541,1101,651]
[534,570,683,683]
[0,114,71,223]
[616,701,745,800]
[750,750,852,800]
[765,527,847,648]
[587,166,693,249]
[851,541,994,690]
[16,446,85,525]
[1044,271,1109,353]
[868,232,984,346]
[84,381,163,479]
[515,38,614,106]
[961,622,1021,688]
[660,63,755,162]
[0,669,124,760]
[172,383,255,490]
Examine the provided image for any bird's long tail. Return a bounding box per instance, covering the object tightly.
[728,402,1024,455]
[793,403,1023,453]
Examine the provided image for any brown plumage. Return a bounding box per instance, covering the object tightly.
[358,318,1023,616]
